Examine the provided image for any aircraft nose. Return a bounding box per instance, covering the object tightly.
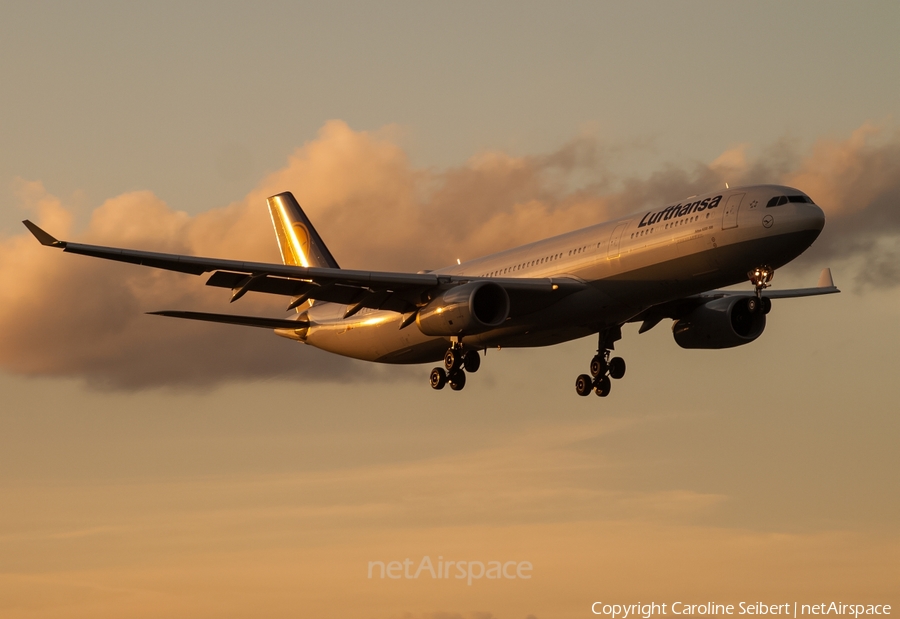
[806,202,826,232]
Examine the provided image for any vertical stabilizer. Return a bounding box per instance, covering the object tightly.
[266,192,340,269]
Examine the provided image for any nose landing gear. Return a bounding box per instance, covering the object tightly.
[749,265,774,298]
[430,338,480,391]
[575,327,626,398]
[748,265,774,314]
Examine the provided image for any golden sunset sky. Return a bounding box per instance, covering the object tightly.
[1,3,897,618]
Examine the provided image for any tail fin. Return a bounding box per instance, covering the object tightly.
[266,192,340,269]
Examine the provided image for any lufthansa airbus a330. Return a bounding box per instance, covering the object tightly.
[24,184,838,398]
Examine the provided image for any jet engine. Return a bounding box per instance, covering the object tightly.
[416,281,510,336]
[672,296,767,349]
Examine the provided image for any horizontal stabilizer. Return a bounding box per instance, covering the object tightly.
[148,310,309,330]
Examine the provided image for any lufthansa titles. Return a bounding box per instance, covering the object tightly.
[638,195,723,228]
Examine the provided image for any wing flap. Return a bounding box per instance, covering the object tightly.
[206,271,312,296]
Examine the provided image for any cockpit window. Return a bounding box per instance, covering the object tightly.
[768,194,814,207]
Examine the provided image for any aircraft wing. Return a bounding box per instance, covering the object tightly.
[630,268,840,333]
[23,221,585,317]
[687,267,840,300]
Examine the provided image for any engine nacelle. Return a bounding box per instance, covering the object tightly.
[416,281,510,336]
[672,296,767,349]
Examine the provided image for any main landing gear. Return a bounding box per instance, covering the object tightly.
[575,327,626,398]
[430,338,481,391]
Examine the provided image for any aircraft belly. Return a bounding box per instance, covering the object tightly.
[469,286,627,349]
[602,229,821,301]
[712,229,820,279]
[305,309,447,364]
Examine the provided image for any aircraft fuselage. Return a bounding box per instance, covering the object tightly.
[294,184,826,364]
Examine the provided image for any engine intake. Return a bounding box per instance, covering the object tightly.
[673,296,766,349]
[416,281,510,336]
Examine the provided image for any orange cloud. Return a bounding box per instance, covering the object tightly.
[783,123,899,216]
[3,120,899,389]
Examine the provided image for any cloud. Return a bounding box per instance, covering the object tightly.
[3,120,900,389]
[780,125,900,287]
[698,124,900,288]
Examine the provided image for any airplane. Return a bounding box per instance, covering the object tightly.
[23,183,839,398]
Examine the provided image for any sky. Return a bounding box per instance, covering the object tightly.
[1,2,898,618]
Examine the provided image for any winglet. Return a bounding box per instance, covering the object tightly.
[817,267,835,288]
[22,220,66,248]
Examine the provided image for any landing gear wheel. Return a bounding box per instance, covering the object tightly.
[589,355,607,378]
[575,374,594,397]
[449,370,467,391]
[579,326,625,398]
[444,348,462,372]
[594,375,611,397]
[746,297,759,314]
[462,350,481,373]
[430,367,447,390]
[608,357,626,380]
[761,297,772,314]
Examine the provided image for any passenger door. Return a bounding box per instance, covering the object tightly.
[722,193,745,230]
